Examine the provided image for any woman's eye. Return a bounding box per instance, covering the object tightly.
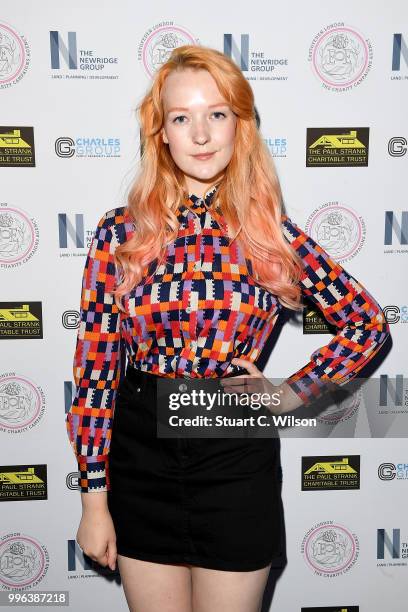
[172,112,226,123]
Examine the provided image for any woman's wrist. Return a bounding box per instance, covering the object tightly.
[275,381,304,414]
[80,491,109,514]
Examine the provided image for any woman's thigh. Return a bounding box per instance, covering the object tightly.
[117,555,193,612]
[191,563,272,612]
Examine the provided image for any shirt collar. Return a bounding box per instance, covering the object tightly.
[184,183,220,209]
[175,183,230,237]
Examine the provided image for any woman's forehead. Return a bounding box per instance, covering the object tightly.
[162,70,228,109]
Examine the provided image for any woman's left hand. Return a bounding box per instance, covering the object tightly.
[220,358,285,415]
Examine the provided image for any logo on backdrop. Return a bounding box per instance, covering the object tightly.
[308,23,373,91]
[223,33,288,82]
[138,22,199,77]
[383,305,408,324]
[302,456,360,490]
[0,302,43,339]
[0,21,30,89]
[378,462,408,481]
[62,310,80,329]
[64,380,74,417]
[388,136,407,156]
[305,202,366,263]
[391,33,408,80]
[378,374,408,415]
[383,211,408,253]
[0,532,49,589]
[264,136,287,158]
[316,386,362,425]
[66,471,81,491]
[377,528,408,567]
[0,372,45,434]
[303,306,335,334]
[0,127,35,167]
[49,30,118,79]
[302,607,359,612]
[301,521,359,576]
[0,465,47,501]
[58,213,95,256]
[55,136,121,158]
[306,128,370,167]
[0,204,39,268]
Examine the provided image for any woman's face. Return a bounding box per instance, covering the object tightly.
[161,68,237,197]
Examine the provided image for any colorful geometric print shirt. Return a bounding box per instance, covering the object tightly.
[66,185,390,492]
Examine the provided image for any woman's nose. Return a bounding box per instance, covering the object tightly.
[191,120,210,144]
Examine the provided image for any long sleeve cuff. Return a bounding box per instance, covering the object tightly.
[285,365,332,407]
[77,454,110,493]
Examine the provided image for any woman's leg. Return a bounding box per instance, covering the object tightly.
[191,563,272,612]
[117,555,193,612]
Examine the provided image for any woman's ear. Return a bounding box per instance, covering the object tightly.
[162,127,169,144]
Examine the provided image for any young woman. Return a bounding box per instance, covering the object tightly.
[66,45,390,612]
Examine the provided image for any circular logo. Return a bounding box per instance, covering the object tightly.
[301,521,359,576]
[0,206,39,267]
[0,374,45,433]
[0,22,30,89]
[317,386,361,424]
[305,202,366,263]
[309,23,372,90]
[0,533,49,589]
[139,24,198,77]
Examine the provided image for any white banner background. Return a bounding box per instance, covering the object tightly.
[1,1,406,610]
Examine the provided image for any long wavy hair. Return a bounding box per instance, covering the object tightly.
[113,44,303,312]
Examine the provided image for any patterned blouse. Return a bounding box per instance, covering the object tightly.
[66,184,390,492]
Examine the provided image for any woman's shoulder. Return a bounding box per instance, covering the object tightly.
[97,205,135,245]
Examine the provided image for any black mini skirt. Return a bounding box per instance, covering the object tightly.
[107,364,287,572]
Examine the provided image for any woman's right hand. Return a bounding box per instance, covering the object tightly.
[76,507,117,571]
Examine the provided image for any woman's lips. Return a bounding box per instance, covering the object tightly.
[192,152,215,160]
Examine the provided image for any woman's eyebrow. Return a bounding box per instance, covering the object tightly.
[166,102,230,113]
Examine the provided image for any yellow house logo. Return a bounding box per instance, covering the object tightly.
[0,302,42,338]
[0,304,38,321]
[303,306,333,335]
[309,130,365,150]
[306,127,369,167]
[0,126,35,167]
[0,129,31,149]
[0,467,44,484]
[305,457,357,474]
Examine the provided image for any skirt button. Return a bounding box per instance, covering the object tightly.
[136,387,141,392]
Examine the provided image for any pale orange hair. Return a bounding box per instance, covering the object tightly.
[114,44,303,311]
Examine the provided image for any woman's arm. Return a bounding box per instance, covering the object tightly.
[280,215,391,408]
[66,209,123,494]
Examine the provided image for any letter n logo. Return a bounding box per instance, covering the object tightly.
[50,31,78,69]
[58,213,84,248]
[224,34,249,71]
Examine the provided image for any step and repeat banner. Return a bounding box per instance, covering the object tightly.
[1,1,407,611]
